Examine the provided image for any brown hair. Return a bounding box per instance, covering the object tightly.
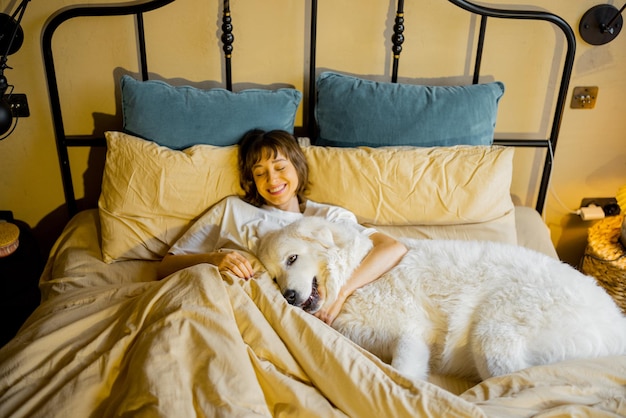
[238,129,309,207]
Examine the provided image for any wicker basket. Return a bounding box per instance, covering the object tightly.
[581,214,626,314]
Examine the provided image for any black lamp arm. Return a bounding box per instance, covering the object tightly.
[606,2,626,31]
[1,0,31,60]
[0,0,31,139]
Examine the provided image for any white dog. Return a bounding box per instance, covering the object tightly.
[257,216,626,382]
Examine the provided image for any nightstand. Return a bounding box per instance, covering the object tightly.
[0,213,44,347]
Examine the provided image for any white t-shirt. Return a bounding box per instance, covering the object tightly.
[169,195,375,256]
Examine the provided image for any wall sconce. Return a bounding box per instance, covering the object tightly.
[0,0,31,140]
[579,3,625,45]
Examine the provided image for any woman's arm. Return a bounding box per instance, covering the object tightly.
[314,232,408,325]
[157,250,255,280]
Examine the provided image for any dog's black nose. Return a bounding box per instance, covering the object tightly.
[283,289,297,305]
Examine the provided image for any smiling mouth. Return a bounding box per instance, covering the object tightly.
[300,277,320,313]
[268,184,287,195]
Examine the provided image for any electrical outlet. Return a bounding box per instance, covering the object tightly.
[4,93,30,117]
[570,86,598,109]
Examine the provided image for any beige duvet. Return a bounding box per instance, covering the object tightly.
[1,210,625,417]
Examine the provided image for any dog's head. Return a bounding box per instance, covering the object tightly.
[257,217,371,314]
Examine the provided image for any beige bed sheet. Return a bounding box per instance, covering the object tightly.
[2,208,624,417]
[2,210,482,417]
[371,206,558,261]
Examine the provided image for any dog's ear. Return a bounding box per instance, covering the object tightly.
[295,221,336,249]
[310,227,335,249]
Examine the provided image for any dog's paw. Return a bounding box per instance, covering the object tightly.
[391,335,430,382]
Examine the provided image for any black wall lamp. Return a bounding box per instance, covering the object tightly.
[0,0,31,139]
[579,3,625,45]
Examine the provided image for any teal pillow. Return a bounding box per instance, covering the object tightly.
[315,72,504,147]
[121,75,302,149]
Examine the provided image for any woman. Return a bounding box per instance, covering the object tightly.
[158,129,407,325]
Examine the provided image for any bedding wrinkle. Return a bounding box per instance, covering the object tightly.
[221,270,358,416]
[0,268,268,417]
[223,271,312,384]
[0,282,158,417]
[241,274,486,417]
[462,356,626,417]
[244,337,349,417]
[39,214,160,302]
[97,268,272,417]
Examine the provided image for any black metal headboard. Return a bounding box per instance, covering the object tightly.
[42,0,575,218]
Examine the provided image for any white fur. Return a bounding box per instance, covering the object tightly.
[257,217,626,382]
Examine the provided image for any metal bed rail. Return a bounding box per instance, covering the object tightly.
[42,0,177,217]
[445,0,576,214]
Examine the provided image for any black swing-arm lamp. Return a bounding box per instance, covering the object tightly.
[579,2,625,45]
[0,0,31,139]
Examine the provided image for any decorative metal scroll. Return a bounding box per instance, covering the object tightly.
[391,0,405,83]
[221,0,234,91]
[307,0,319,139]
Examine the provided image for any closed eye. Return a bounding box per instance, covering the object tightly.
[286,254,298,266]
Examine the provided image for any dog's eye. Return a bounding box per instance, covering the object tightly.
[286,254,298,266]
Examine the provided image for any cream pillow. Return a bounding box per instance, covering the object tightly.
[99,131,241,263]
[303,145,515,225]
[99,132,515,263]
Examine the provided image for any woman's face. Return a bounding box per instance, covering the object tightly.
[252,150,300,212]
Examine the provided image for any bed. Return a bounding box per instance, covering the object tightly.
[2,0,626,416]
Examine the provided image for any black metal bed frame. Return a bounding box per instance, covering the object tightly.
[42,0,575,218]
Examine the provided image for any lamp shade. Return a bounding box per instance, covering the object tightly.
[0,98,12,135]
[0,13,24,56]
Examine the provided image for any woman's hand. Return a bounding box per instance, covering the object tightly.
[314,289,348,325]
[215,250,255,280]
[157,250,255,280]
[313,232,407,325]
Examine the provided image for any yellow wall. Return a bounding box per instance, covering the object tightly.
[0,0,625,265]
